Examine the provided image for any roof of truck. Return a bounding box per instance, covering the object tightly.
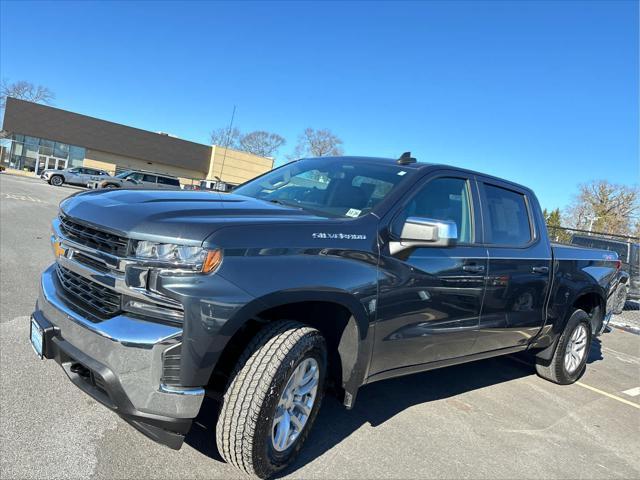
[301,156,534,194]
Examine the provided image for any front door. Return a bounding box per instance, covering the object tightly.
[371,173,486,376]
[37,156,67,176]
[36,156,47,175]
[472,179,552,352]
[53,157,67,170]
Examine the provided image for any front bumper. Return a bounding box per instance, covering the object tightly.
[33,264,205,449]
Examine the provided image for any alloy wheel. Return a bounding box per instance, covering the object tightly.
[564,323,588,374]
[271,358,320,452]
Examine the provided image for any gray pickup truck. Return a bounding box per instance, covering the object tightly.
[31,155,622,478]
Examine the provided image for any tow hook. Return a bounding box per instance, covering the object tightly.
[70,362,90,378]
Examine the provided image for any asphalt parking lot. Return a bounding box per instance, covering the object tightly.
[1,173,639,479]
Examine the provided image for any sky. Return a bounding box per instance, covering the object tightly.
[0,0,638,210]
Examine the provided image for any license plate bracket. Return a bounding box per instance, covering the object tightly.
[30,317,44,359]
[29,315,57,359]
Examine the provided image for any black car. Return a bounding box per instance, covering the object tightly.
[32,155,622,478]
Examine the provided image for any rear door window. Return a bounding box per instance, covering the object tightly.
[158,176,180,186]
[482,184,532,246]
[142,174,157,183]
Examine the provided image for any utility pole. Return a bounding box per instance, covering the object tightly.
[218,105,236,186]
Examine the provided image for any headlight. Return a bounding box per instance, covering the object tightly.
[134,240,222,273]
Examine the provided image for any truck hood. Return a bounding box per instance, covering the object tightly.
[60,189,327,245]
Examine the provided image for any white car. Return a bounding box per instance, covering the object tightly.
[41,167,110,187]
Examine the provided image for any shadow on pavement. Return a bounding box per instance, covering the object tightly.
[185,396,224,462]
[186,354,540,475]
[185,339,604,476]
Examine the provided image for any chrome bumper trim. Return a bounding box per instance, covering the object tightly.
[159,384,206,396]
[38,264,203,418]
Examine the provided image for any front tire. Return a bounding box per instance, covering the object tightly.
[536,309,592,385]
[49,175,64,186]
[216,321,327,478]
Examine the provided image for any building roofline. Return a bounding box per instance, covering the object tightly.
[4,97,210,149]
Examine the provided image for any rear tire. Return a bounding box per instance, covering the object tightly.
[49,175,64,186]
[536,309,592,385]
[216,321,327,478]
[612,285,628,315]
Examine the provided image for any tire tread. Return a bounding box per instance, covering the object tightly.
[216,320,322,477]
[536,309,590,385]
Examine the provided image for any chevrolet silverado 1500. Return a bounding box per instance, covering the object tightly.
[32,155,622,478]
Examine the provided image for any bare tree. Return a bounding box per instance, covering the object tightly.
[564,180,640,236]
[210,126,241,149]
[291,128,344,159]
[239,131,285,157]
[1,80,55,109]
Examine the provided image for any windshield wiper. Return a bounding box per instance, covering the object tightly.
[266,199,304,210]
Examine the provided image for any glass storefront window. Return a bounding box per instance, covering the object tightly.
[68,145,85,167]
[25,143,39,159]
[54,142,69,159]
[4,135,85,173]
[39,139,54,156]
[11,141,23,158]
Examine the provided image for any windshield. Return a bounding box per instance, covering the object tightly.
[233,158,412,218]
[115,170,134,178]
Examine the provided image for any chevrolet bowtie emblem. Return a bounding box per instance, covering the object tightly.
[53,240,66,259]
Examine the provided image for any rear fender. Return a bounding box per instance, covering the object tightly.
[534,285,604,360]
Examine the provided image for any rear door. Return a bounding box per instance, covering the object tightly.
[65,167,83,185]
[371,171,487,375]
[472,178,552,353]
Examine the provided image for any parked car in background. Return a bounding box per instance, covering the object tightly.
[199,179,234,192]
[41,167,110,187]
[87,170,182,190]
[571,234,640,311]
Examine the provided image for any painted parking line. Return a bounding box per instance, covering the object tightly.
[622,387,640,397]
[576,382,640,410]
[507,355,640,410]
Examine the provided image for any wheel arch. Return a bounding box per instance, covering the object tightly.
[207,290,373,408]
[536,288,604,361]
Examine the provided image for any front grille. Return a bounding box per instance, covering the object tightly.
[59,216,129,257]
[56,265,122,317]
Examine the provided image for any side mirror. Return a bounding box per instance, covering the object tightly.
[390,217,458,255]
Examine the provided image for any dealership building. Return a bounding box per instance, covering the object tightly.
[0,97,274,187]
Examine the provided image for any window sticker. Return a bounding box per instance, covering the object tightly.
[345,208,361,218]
[397,171,407,176]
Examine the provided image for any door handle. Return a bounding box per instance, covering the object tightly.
[463,265,485,273]
[532,266,549,274]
